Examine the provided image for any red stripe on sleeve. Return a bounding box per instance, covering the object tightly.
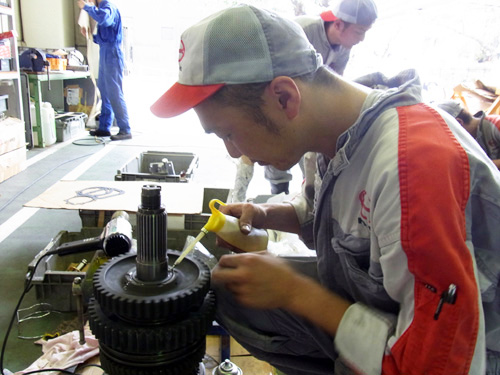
[382,104,479,375]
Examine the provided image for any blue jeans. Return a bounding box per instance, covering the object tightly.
[487,350,500,375]
[97,43,130,134]
[213,258,337,375]
[213,257,500,375]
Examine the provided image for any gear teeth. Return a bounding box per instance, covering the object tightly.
[89,292,216,353]
[99,339,206,375]
[92,251,210,321]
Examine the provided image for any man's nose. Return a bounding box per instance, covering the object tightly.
[224,139,242,158]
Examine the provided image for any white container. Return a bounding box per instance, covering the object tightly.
[31,102,57,146]
[205,199,268,252]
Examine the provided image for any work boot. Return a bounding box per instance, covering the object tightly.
[89,129,111,137]
[110,132,132,141]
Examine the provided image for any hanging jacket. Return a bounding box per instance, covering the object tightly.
[290,70,500,375]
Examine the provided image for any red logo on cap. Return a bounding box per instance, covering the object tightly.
[179,40,186,62]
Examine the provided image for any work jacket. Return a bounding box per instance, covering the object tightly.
[295,15,350,75]
[291,70,500,374]
[84,0,123,46]
[474,112,500,161]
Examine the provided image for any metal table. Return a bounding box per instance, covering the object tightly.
[27,70,90,147]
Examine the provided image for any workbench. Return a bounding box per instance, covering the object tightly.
[27,70,90,147]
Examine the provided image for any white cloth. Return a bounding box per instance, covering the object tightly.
[16,325,99,375]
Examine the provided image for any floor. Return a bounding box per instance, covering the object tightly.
[0,76,303,374]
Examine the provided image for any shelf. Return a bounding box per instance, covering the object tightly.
[0,1,25,147]
[0,5,12,16]
[0,70,19,80]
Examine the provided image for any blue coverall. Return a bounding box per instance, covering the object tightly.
[84,0,131,135]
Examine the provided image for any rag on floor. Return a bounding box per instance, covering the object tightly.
[15,324,99,375]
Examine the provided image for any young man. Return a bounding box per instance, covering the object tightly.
[78,0,132,141]
[151,5,500,375]
[438,99,500,169]
[296,0,377,75]
[233,0,378,202]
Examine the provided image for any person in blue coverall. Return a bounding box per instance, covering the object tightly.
[78,0,132,141]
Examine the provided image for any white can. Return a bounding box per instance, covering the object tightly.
[212,359,243,375]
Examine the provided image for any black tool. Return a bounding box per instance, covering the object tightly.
[50,211,133,257]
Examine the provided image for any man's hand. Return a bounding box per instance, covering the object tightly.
[80,26,88,38]
[77,0,87,9]
[212,253,302,309]
[213,252,351,335]
[219,202,268,234]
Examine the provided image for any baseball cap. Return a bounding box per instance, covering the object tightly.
[437,100,463,118]
[151,5,322,118]
[327,0,378,26]
[320,10,338,22]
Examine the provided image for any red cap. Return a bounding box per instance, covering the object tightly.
[150,82,225,118]
[320,10,338,22]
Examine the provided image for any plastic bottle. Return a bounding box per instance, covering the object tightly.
[31,101,56,146]
[171,199,269,269]
[204,199,268,252]
[41,102,57,145]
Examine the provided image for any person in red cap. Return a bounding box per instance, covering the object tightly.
[231,0,379,203]
[151,5,499,375]
[296,0,378,75]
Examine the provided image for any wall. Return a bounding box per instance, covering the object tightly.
[19,0,75,49]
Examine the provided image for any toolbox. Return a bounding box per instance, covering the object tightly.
[55,112,87,142]
[115,151,199,182]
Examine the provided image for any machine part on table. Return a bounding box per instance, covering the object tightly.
[213,359,243,375]
[89,184,216,375]
[19,48,51,88]
[72,277,86,345]
[72,259,88,272]
[135,185,168,281]
[51,211,132,257]
[148,158,176,175]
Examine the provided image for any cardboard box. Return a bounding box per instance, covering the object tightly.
[0,146,26,183]
[47,56,67,71]
[0,117,25,155]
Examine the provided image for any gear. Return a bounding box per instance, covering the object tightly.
[92,251,210,322]
[98,338,206,375]
[88,291,216,353]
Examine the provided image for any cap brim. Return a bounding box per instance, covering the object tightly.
[150,82,225,118]
[320,10,338,22]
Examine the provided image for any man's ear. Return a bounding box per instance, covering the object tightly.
[267,76,301,119]
[335,20,346,32]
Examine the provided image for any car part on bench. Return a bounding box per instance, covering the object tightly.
[89,185,215,375]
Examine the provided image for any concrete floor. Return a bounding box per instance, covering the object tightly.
[0,79,304,373]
